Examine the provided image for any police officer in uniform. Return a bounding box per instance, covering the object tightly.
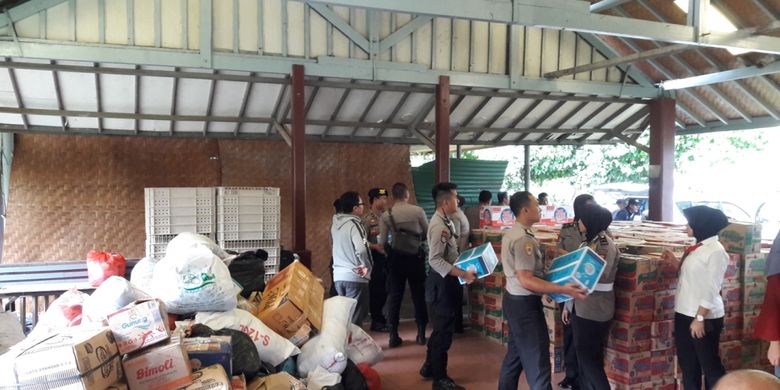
[499,192,587,390]
[419,182,476,390]
[562,204,619,390]
[363,187,390,332]
[555,194,595,390]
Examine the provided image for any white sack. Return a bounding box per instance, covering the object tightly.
[306,366,341,390]
[297,296,356,376]
[166,232,229,261]
[347,324,384,366]
[83,276,150,323]
[151,245,240,314]
[130,257,156,295]
[195,308,300,366]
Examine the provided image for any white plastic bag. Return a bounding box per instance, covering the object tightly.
[195,308,300,366]
[83,276,150,323]
[27,289,88,340]
[306,366,341,390]
[151,245,240,314]
[297,296,356,376]
[347,324,384,366]
[130,257,156,295]
[0,312,24,354]
[166,232,229,261]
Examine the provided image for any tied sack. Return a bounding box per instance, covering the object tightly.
[195,309,300,366]
[86,250,126,287]
[82,276,150,323]
[298,296,356,376]
[346,324,383,366]
[151,245,240,314]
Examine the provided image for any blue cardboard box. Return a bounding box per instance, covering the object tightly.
[454,243,499,285]
[183,336,232,375]
[544,247,606,302]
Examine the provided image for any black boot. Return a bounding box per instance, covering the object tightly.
[388,328,403,348]
[432,377,465,390]
[419,361,432,379]
[416,324,427,345]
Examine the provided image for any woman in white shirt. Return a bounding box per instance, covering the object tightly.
[662,206,731,390]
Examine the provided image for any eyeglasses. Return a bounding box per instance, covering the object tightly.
[357,203,364,206]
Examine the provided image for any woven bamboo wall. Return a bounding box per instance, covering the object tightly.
[4,134,414,284]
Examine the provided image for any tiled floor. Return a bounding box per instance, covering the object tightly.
[369,320,565,390]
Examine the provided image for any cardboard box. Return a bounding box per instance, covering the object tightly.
[469,310,484,333]
[107,299,171,355]
[258,261,325,338]
[615,257,658,292]
[183,336,232,375]
[107,381,129,390]
[608,321,651,354]
[247,372,306,390]
[483,291,503,312]
[484,313,503,335]
[719,222,762,255]
[654,291,676,321]
[742,305,761,339]
[722,253,743,284]
[480,272,505,289]
[481,206,515,228]
[721,282,743,311]
[544,247,607,302]
[744,252,768,281]
[615,291,655,323]
[184,364,230,390]
[608,380,655,390]
[0,327,123,390]
[720,312,744,342]
[122,337,193,390]
[744,279,768,306]
[455,243,499,284]
[605,348,652,385]
[655,261,679,291]
[543,306,563,346]
[719,340,743,371]
[550,345,564,373]
[651,320,674,351]
[651,349,675,377]
[740,340,764,369]
[468,288,484,306]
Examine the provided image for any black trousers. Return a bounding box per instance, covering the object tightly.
[674,313,726,390]
[368,249,388,326]
[499,294,552,390]
[424,272,461,380]
[572,315,610,390]
[386,250,428,329]
[562,305,578,381]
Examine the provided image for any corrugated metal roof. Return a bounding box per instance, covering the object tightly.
[411,159,508,218]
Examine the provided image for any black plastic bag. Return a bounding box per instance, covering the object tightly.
[339,359,369,390]
[189,324,262,378]
[228,249,268,298]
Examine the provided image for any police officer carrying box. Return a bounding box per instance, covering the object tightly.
[499,192,587,390]
[419,182,477,390]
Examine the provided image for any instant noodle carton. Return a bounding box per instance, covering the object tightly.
[107,299,170,355]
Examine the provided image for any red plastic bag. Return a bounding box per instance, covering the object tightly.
[86,250,126,287]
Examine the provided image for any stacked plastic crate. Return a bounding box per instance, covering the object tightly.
[144,187,216,261]
[217,187,281,281]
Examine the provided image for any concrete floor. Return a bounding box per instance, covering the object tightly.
[369,320,565,390]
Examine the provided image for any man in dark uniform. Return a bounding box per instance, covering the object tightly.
[363,187,390,332]
[419,182,476,390]
[499,192,587,390]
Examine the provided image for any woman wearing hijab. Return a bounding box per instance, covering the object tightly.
[754,229,780,377]
[555,194,595,390]
[661,206,731,390]
[565,204,619,390]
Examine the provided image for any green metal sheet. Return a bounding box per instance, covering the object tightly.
[411,159,508,218]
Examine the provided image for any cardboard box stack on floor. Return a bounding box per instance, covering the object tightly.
[470,221,774,389]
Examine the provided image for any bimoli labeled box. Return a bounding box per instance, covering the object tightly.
[107,299,171,355]
[258,261,324,339]
[122,337,192,390]
[544,247,607,303]
[0,327,123,390]
[454,243,499,285]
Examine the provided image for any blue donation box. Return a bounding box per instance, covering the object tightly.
[454,243,499,285]
[544,247,606,302]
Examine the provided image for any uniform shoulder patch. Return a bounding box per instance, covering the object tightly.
[525,242,535,256]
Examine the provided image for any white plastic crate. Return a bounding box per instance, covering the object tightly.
[217,204,264,215]
[147,222,215,235]
[264,273,277,282]
[217,222,265,233]
[217,230,264,241]
[145,187,215,208]
[218,213,263,224]
[146,205,215,217]
[217,187,280,197]
[219,239,279,255]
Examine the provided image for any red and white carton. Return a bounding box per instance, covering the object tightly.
[108,299,171,355]
[122,337,192,390]
[480,206,515,229]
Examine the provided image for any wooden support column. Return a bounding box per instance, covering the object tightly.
[435,75,450,183]
[524,145,530,192]
[648,97,675,221]
[291,64,309,266]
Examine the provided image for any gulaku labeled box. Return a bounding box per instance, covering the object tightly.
[615,291,654,323]
[0,327,123,390]
[107,299,171,355]
[544,247,606,303]
[454,243,499,285]
[258,260,324,339]
[608,321,651,354]
[605,349,652,385]
[719,222,762,254]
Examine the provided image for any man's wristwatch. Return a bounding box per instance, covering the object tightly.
[695,314,705,322]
